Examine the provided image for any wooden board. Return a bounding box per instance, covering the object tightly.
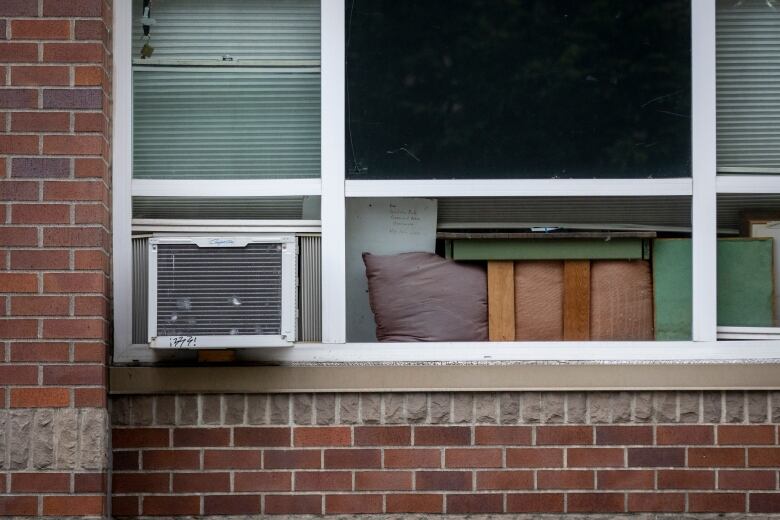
[563,260,590,340]
[197,350,236,363]
[487,261,516,341]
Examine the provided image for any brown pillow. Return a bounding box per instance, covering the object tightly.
[363,252,488,341]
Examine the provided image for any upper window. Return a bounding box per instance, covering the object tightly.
[346,0,692,179]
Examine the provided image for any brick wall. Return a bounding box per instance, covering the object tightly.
[111,391,780,517]
[0,0,112,517]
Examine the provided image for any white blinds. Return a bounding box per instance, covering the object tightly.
[717,0,780,173]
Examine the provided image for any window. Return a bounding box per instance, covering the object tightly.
[112,0,780,366]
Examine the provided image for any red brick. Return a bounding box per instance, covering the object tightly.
[75,250,108,270]
[75,296,107,316]
[0,227,37,247]
[111,496,139,517]
[384,448,440,469]
[477,470,534,490]
[294,471,352,491]
[596,425,654,445]
[142,449,200,470]
[11,20,70,40]
[718,425,775,445]
[294,426,350,447]
[74,158,107,180]
[689,447,745,467]
[0,89,37,108]
[233,472,291,492]
[0,319,37,338]
[538,470,594,490]
[325,494,383,514]
[204,495,261,515]
[0,181,38,200]
[74,473,104,493]
[112,451,139,471]
[173,427,230,447]
[11,250,69,270]
[142,496,199,516]
[689,492,746,512]
[0,365,37,384]
[112,473,169,493]
[264,495,321,515]
[0,496,38,516]
[447,494,503,513]
[414,426,470,445]
[11,472,69,492]
[0,273,38,292]
[75,66,103,86]
[749,447,780,467]
[263,449,320,469]
[74,387,105,407]
[751,493,780,513]
[12,66,69,86]
[43,0,102,16]
[718,469,776,489]
[43,319,105,340]
[507,493,564,513]
[627,447,685,467]
[44,227,105,247]
[10,342,68,361]
[43,43,102,63]
[73,342,105,362]
[75,20,104,41]
[10,387,70,408]
[568,447,624,468]
[386,494,443,513]
[75,112,106,133]
[43,365,104,385]
[44,135,103,155]
[0,135,38,154]
[112,428,169,448]
[537,426,593,445]
[324,448,381,469]
[44,273,104,293]
[658,469,715,489]
[506,447,564,468]
[172,472,230,492]
[415,470,471,491]
[568,492,624,513]
[355,470,412,491]
[203,449,262,469]
[75,204,109,226]
[0,42,37,62]
[45,181,104,201]
[597,469,654,490]
[354,426,410,446]
[628,493,685,512]
[12,112,70,133]
[12,204,69,223]
[42,495,103,516]
[475,425,532,445]
[0,1,37,16]
[232,427,290,447]
[12,296,69,316]
[445,447,502,468]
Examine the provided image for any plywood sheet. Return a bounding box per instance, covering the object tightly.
[514,261,564,341]
[563,260,590,341]
[488,261,515,341]
[591,260,654,340]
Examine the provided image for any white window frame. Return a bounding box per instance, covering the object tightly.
[112,0,780,364]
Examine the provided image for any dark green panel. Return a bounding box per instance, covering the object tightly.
[652,239,693,340]
[451,239,645,261]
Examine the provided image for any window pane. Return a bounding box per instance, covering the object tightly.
[346,0,691,179]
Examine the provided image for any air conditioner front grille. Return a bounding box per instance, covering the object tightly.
[155,243,283,336]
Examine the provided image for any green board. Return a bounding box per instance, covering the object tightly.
[652,238,774,340]
[451,239,646,260]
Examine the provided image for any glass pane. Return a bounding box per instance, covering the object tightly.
[133,68,320,180]
[346,0,691,179]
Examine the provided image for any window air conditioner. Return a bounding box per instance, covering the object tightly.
[148,235,297,348]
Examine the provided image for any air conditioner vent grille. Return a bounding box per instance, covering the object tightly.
[156,243,283,336]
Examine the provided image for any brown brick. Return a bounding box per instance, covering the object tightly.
[10,342,68,361]
[13,111,72,133]
[43,89,102,109]
[11,66,70,86]
[10,387,70,408]
[112,496,139,517]
[112,473,169,493]
[204,495,261,515]
[355,470,412,491]
[355,426,411,446]
[11,20,69,40]
[44,135,103,155]
[568,492,624,513]
[74,158,106,179]
[75,112,106,132]
[0,273,38,292]
[12,296,69,316]
[112,451,139,471]
[75,20,104,40]
[74,387,105,407]
[447,493,503,514]
[233,472,291,492]
[75,250,108,270]
[628,493,685,512]
[43,319,104,340]
[11,472,69,492]
[75,66,102,86]
[537,426,593,445]
[43,42,102,63]
[0,89,36,108]
[294,426,350,447]
[0,42,37,62]
[689,492,746,512]
[507,493,564,513]
[718,425,775,445]
[142,449,200,470]
[142,495,199,516]
[112,428,169,448]
[0,1,37,16]
[0,319,37,338]
[0,496,38,516]
[12,204,69,222]
[74,296,107,316]
[203,449,262,469]
[568,447,624,468]
[751,493,780,513]
[658,469,715,489]
[43,227,104,247]
[627,447,685,467]
[0,365,37,385]
[477,470,534,490]
[415,470,471,491]
[234,427,290,447]
[265,495,321,515]
[324,448,381,469]
[597,469,654,490]
[173,427,230,447]
[0,227,37,246]
[11,250,69,270]
[538,470,594,490]
[445,447,502,468]
[73,473,104,493]
[0,181,38,200]
[507,447,564,468]
[42,495,103,516]
[749,447,780,467]
[718,469,776,489]
[295,471,352,491]
[263,449,320,469]
[384,448,441,469]
[689,447,745,467]
[386,494,443,513]
[596,425,653,445]
[475,425,532,445]
[172,472,230,493]
[75,204,109,226]
[73,342,105,362]
[43,0,102,16]
[414,426,471,446]
[325,494,382,514]
[43,364,104,385]
[0,135,38,154]
[44,181,104,201]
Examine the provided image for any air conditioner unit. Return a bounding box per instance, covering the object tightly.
[148,235,297,349]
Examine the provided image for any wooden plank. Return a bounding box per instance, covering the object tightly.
[563,260,590,340]
[451,239,644,260]
[487,261,516,341]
